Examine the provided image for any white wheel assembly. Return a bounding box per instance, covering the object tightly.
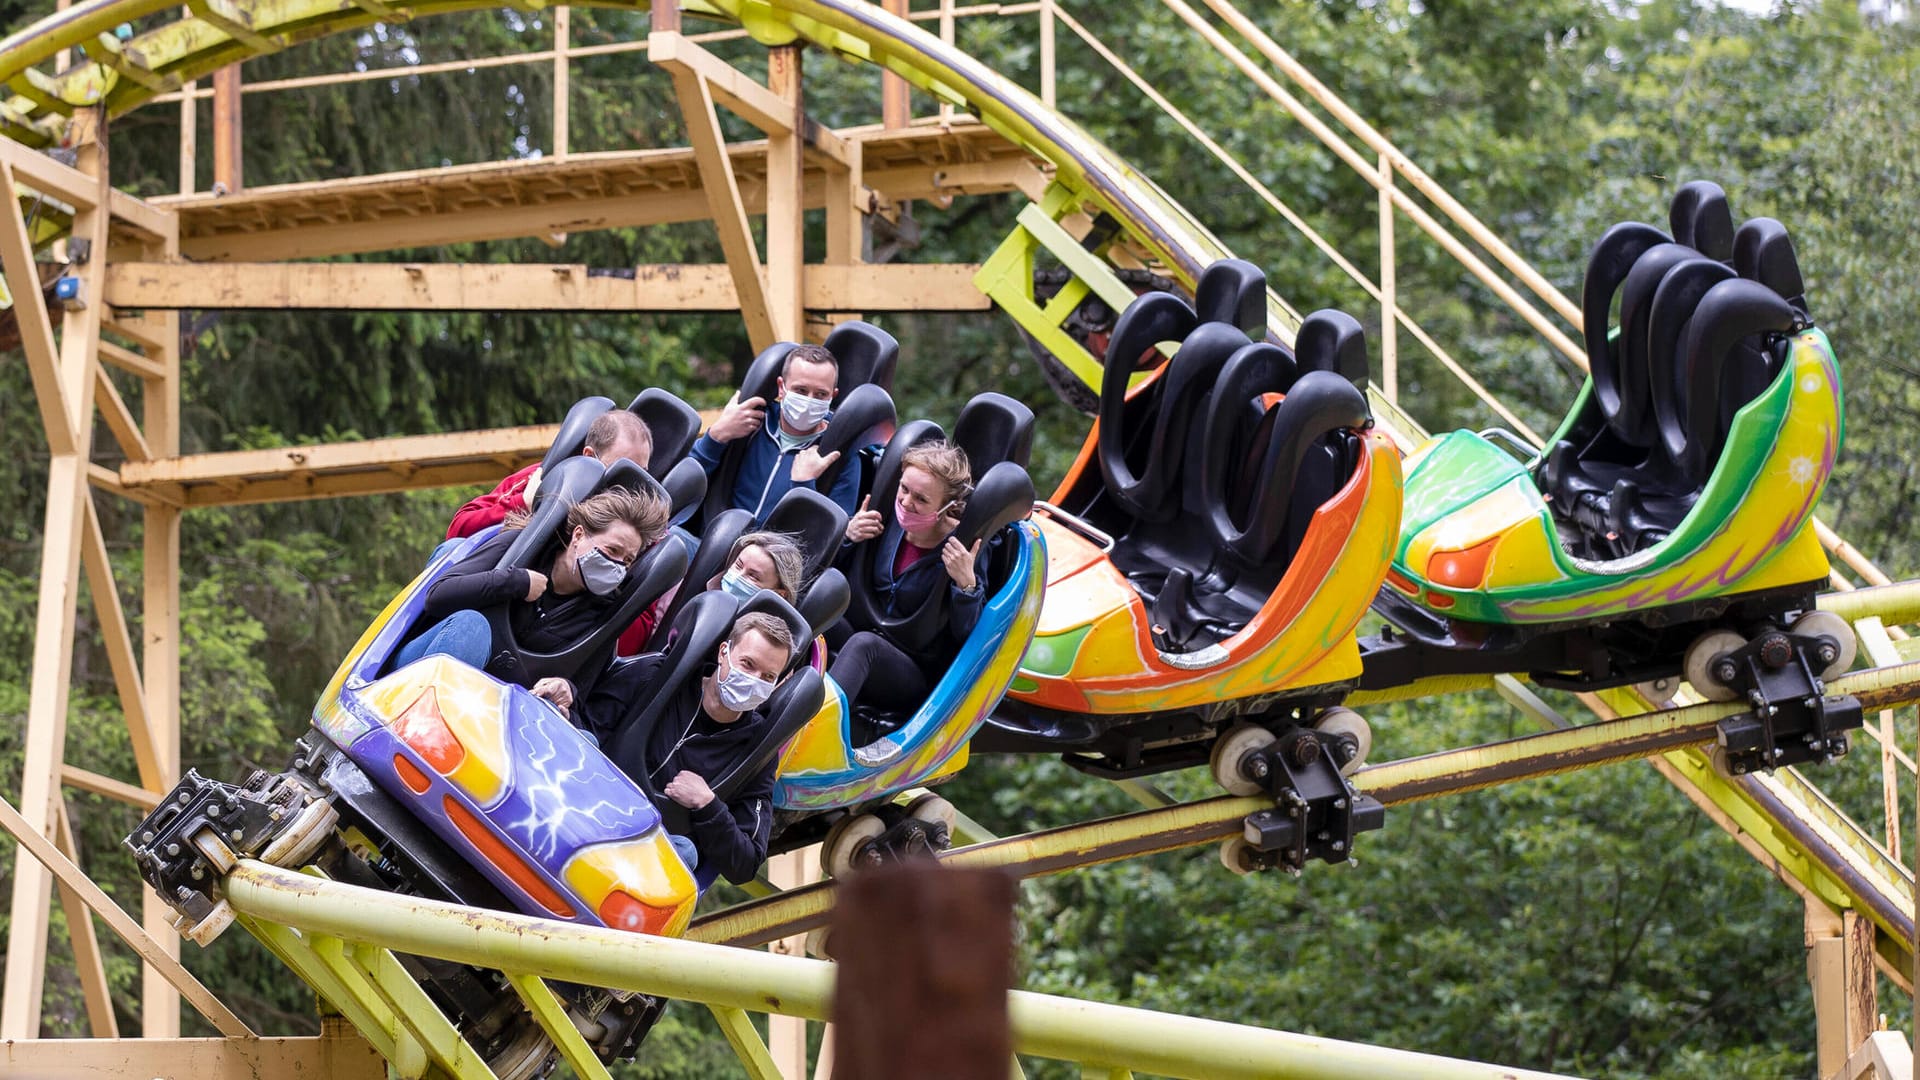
[1209,723,1278,796]
[904,793,958,833]
[821,813,886,879]
[1683,630,1748,703]
[1218,836,1257,876]
[1313,707,1373,776]
[1791,610,1857,679]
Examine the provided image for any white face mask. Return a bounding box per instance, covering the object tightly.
[576,546,628,597]
[780,392,831,431]
[714,644,776,712]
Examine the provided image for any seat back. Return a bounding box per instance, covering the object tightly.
[537,396,619,478]
[1294,308,1369,387]
[628,388,703,473]
[762,487,851,581]
[1095,291,1199,521]
[484,456,689,687]
[1192,257,1268,335]
[810,383,896,497]
[655,508,756,646]
[823,321,900,400]
[604,590,740,805]
[738,589,814,676]
[1669,180,1735,262]
[1734,217,1808,316]
[1679,278,1799,480]
[1647,256,1738,465]
[952,391,1036,473]
[797,567,850,639]
[1609,242,1699,447]
[1201,366,1369,567]
[1101,319,1245,523]
[1582,222,1673,439]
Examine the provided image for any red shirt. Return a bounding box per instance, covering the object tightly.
[894,541,933,577]
[446,462,541,539]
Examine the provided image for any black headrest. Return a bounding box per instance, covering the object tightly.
[660,456,707,525]
[739,342,798,408]
[1194,258,1268,335]
[501,455,606,569]
[948,460,1036,550]
[1733,217,1807,316]
[654,507,755,649]
[1294,309,1369,388]
[763,487,851,581]
[811,383,896,496]
[538,396,618,478]
[952,392,1036,473]
[1679,277,1799,478]
[1609,242,1698,446]
[1669,181,1734,262]
[738,588,813,674]
[1647,256,1736,463]
[823,321,900,400]
[1096,292,1199,515]
[628,388,702,473]
[1582,222,1672,378]
[797,567,850,641]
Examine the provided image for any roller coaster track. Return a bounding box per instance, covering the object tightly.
[1,0,1918,1075]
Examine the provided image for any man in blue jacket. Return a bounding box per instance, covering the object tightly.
[689,343,863,526]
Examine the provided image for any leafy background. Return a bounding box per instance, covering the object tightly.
[0,0,1915,1075]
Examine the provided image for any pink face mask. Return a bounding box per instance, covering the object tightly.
[894,496,944,533]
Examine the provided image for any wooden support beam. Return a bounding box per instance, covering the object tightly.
[211,64,241,193]
[93,364,152,462]
[0,157,74,457]
[2,121,107,1039]
[0,1033,385,1079]
[52,799,117,1039]
[765,45,805,342]
[650,31,793,136]
[825,139,866,267]
[98,338,167,380]
[1809,902,1881,1078]
[103,261,987,312]
[79,496,163,790]
[661,37,777,349]
[0,791,253,1038]
[60,764,161,810]
[0,139,97,209]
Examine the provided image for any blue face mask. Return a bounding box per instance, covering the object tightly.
[576,547,629,597]
[714,644,776,712]
[720,568,759,601]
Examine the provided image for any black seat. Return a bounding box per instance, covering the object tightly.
[1668,180,1734,262]
[477,455,689,689]
[1734,217,1807,316]
[538,396,619,478]
[822,320,900,398]
[1678,278,1800,480]
[629,388,703,473]
[952,392,1036,473]
[1095,291,1199,522]
[843,407,1037,655]
[1192,257,1268,334]
[763,487,851,583]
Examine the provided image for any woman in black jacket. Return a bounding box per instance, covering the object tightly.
[392,487,670,704]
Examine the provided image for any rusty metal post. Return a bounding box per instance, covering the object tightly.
[830,865,1015,1079]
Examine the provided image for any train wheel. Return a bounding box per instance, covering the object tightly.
[1791,610,1857,679]
[1683,630,1748,703]
[1314,708,1373,776]
[1219,836,1256,876]
[905,793,958,834]
[1209,724,1277,796]
[822,813,886,879]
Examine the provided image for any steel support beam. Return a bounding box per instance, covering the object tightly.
[223,861,1579,1080]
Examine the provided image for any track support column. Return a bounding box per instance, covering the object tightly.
[1807,902,1878,1078]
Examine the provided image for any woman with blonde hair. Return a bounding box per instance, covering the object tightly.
[829,439,989,713]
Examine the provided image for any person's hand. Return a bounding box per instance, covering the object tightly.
[790,445,840,484]
[524,570,549,602]
[707,393,766,443]
[845,495,884,543]
[530,678,573,714]
[942,536,983,591]
[663,770,715,810]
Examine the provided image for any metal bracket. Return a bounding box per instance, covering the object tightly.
[1238,728,1384,873]
[1714,628,1864,775]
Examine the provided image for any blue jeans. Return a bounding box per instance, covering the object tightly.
[668,832,699,870]
[392,609,492,671]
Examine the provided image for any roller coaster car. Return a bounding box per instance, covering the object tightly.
[977,260,1401,871]
[129,455,805,1078]
[688,320,899,531]
[774,393,1048,876]
[1364,181,1861,773]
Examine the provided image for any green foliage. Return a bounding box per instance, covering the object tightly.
[0,0,1915,1072]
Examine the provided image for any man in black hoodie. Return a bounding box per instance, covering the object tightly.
[578,612,794,885]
